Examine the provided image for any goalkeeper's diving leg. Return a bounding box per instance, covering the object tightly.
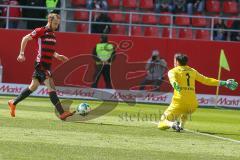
[158,106,182,132]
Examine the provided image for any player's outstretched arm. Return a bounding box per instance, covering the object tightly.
[220,79,238,90]
[195,70,238,90]
[17,34,33,62]
[195,70,220,86]
[53,52,69,62]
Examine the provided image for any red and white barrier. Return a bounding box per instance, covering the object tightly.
[1,83,239,108]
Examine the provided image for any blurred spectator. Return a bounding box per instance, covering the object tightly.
[91,11,111,34]
[186,0,205,15]
[45,0,61,15]
[172,0,186,13]
[213,19,227,41]
[0,0,8,28]
[231,32,240,41]
[139,50,167,92]
[2,0,21,28]
[231,31,240,42]
[230,20,240,41]
[19,0,46,29]
[154,0,173,13]
[87,0,108,10]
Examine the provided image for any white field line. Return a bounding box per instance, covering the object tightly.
[151,121,240,144]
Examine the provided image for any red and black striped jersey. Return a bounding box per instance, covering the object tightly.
[30,27,56,70]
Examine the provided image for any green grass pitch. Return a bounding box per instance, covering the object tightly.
[0,96,240,160]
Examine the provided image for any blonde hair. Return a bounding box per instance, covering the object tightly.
[47,13,61,22]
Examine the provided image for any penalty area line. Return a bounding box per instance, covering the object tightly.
[151,121,240,144]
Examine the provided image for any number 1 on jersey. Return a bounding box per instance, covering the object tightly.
[186,73,190,87]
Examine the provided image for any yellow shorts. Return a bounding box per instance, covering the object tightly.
[162,103,198,121]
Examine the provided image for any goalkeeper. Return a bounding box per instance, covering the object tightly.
[158,53,238,132]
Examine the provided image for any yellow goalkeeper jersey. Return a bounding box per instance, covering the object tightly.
[168,65,220,105]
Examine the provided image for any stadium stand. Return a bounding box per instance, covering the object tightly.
[142,13,158,25]
[0,0,239,42]
[195,29,211,40]
[131,26,142,36]
[206,0,221,13]
[179,28,193,39]
[144,26,159,37]
[139,0,154,10]
[108,10,125,22]
[108,0,121,8]
[175,14,191,26]
[223,1,238,14]
[76,23,89,33]
[125,11,141,23]
[159,12,171,25]
[192,14,208,27]
[161,28,177,38]
[110,24,126,35]
[74,10,89,21]
[226,16,237,28]
[122,0,138,9]
[71,0,86,6]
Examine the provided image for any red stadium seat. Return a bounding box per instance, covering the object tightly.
[226,16,237,28]
[108,11,125,22]
[131,26,142,36]
[142,14,158,24]
[192,14,208,27]
[123,0,137,9]
[206,0,220,13]
[108,0,121,8]
[159,12,171,25]
[223,1,238,14]
[139,0,154,10]
[178,28,193,39]
[76,23,89,33]
[161,28,177,38]
[175,14,190,26]
[195,30,210,40]
[111,25,126,35]
[71,0,86,6]
[144,26,159,37]
[126,12,141,23]
[74,11,89,21]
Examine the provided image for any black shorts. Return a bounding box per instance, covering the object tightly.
[32,69,52,83]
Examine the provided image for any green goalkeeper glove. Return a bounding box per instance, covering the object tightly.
[220,79,238,91]
[172,82,181,92]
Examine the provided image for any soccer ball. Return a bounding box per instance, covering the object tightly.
[76,103,91,116]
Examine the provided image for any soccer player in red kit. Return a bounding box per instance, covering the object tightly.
[8,13,75,120]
